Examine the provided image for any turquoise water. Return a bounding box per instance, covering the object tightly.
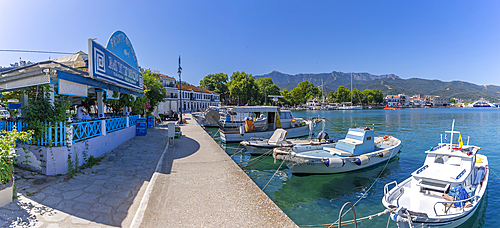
[208,108,499,227]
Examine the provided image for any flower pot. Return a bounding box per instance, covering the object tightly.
[0,179,13,207]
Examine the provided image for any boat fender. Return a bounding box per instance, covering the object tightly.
[239,124,245,135]
[323,158,344,168]
[378,150,391,158]
[383,135,388,139]
[354,155,370,166]
[391,213,408,223]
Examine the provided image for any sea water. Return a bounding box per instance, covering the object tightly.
[209,108,499,227]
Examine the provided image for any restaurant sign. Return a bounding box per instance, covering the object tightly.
[88,37,143,91]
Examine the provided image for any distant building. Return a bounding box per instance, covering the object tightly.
[155,72,221,115]
[410,98,426,107]
[430,96,450,106]
[178,84,220,112]
[384,94,410,107]
[158,74,178,115]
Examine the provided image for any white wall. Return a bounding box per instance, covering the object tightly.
[17,125,136,175]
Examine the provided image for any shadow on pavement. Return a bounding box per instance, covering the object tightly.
[160,136,200,175]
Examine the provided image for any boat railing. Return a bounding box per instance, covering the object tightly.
[249,137,266,141]
[384,181,404,207]
[433,195,480,216]
[384,181,398,196]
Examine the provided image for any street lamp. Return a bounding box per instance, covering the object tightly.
[178,55,183,123]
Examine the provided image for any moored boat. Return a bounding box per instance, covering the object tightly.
[384,105,398,110]
[240,124,335,156]
[273,126,401,174]
[219,106,320,143]
[382,120,489,228]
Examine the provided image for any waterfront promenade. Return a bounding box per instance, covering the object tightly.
[137,115,296,227]
[0,115,296,227]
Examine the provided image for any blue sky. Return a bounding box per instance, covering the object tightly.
[1,0,499,86]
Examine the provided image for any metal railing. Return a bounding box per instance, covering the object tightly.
[106,117,127,133]
[129,115,140,126]
[71,120,102,143]
[0,115,141,146]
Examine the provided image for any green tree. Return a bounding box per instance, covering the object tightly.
[280,89,293,106]
[228,71,259,105]
[333,86,350,103]
[327,91,335,102]
[362,89,374,104]
[200,73,228,102]
[290,81,320,104]
[351,88,362,104]
[256,77,281,105]
[104,93,135,114]
[372,89,384,104]
[143,70,166,115]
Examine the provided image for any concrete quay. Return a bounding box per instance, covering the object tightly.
[0,115,296,227]
[137,115,297,227]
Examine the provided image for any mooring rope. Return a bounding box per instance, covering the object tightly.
[294,153,396,228]
[262,160,285,191]
[230,147,246,158]
[490,168,500,181]
[299,208,395,227]
[324,155,395,228]
[239,149,274,168]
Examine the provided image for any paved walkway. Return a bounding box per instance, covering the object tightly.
[0,122,169,227]
[139,115,297,227]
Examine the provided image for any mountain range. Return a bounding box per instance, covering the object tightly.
[254,71,500,102]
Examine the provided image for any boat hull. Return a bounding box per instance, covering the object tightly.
[337,106,363,110]
[286,144,401,174]
[244,142,336,156]
[220,124,316,143]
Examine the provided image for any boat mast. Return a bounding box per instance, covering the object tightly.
[350,73,353,104]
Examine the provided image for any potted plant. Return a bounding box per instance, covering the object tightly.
[0,127,33,207]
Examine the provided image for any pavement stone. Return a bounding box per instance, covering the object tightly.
[73,193,99,202]
[73,202,91,211]
[83,184,103,193]
[41,196,62,207]
[62,190,84,200]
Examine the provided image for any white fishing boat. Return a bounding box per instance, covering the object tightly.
[273,126,401,174]
[240,123,335,156]
[218,106,320,143]
[197,108,267,128]
[382,120,489,228]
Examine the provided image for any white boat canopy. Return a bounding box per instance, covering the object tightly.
[231,106,278,113]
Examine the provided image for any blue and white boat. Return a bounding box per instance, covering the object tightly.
[472,98,496,107]
[382,120,489,228]
[273,126,401,174]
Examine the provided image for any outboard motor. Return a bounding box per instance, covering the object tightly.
[317,130,329,141]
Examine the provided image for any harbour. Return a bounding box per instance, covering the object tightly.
[205,108,498,227]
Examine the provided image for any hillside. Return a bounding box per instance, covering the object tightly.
[254,71,500,102]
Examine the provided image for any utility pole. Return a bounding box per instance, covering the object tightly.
[178,55,183,123]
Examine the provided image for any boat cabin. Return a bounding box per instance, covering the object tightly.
[335,127,374,155]
[411,145,480,195]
